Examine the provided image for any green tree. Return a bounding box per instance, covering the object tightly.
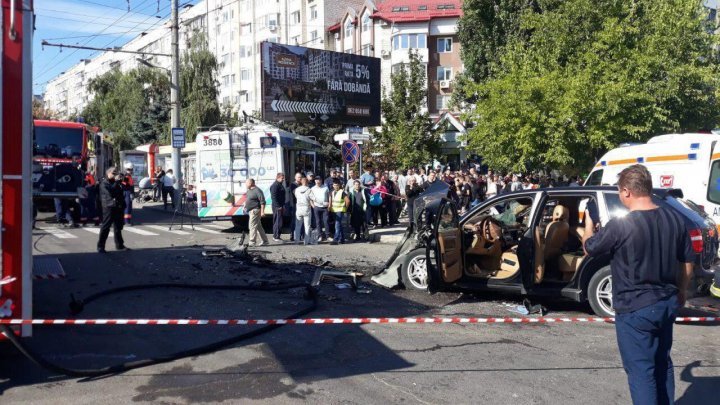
[462,0,720,173]
[82,67,169,152]
[180,31,220,140]
[371,50,441,169]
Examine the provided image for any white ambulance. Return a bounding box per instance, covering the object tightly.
[585,133,720,225]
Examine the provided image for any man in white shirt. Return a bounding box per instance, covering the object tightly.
[162,169,176,210]
[309,177,330,241]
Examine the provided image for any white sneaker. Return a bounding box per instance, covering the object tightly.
[260,241,269,246]
[272,237,282,242]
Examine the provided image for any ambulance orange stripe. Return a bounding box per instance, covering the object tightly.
[608,158,637,165]
[644,154,689,163]
[712,153,720,160]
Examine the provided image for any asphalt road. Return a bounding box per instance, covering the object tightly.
[1,205,718,404]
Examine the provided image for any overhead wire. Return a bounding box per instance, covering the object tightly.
[34,0,156,85]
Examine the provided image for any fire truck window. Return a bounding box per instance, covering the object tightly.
[34,127,84,158]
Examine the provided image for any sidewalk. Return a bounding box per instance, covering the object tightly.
[367,222,408,245]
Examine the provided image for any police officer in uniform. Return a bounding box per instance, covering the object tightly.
[97,167,127,253]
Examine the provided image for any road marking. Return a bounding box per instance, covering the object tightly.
[82,228,112,237]
[145,225,192,235]
[123,227,159,236]
[42,228,78,239]
[200,223,230,230]
[194,226,222,234]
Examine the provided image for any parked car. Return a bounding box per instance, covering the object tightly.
[373,184,719,317]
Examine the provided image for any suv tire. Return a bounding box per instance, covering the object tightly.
[588,266,614,317]
[401,249,429,291]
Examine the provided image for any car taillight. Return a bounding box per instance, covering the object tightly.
[689,229,703,253]
[201,190,207,208]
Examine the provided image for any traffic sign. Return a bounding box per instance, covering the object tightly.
[171,127,186,148]
[350,133,370,141]
[341,140,360,164]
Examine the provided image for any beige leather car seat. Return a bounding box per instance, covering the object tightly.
[544,205,569,260]
[558,254,584,281]
[534,205,570,284]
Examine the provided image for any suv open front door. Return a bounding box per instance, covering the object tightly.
[425,198,463,291]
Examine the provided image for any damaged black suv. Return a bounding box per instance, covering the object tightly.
[373,183,718,317]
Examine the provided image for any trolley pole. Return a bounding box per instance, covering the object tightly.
[170,0,182,197]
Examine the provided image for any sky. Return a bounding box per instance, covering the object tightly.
[32,0,720,96]
[33,0,200,95]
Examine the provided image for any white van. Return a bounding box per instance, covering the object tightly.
[585,133,720,225]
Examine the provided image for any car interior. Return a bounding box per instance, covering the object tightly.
[461,195,595,285]
[463,197,534,280]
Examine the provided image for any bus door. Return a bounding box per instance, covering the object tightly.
[197,131,235,219]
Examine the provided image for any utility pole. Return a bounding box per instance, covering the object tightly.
[170,0,182,200]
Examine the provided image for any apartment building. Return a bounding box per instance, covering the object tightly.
[43,0,365,119]
[329,0,463,118]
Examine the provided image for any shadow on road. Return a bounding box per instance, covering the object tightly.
[676,361,720,404]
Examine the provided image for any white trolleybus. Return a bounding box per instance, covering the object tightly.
[195,123,321,230]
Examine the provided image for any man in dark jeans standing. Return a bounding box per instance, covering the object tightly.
[97,167,127,253]
[583,164,694,405]
[269,172,286,242]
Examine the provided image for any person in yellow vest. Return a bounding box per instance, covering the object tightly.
[329,179,350,245]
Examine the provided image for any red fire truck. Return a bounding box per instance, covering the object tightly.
[1,0,34,337]
[32,120,97,205]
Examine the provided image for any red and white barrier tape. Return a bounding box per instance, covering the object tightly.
[0,316,717,325]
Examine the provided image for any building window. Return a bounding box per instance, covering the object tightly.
[418,5,428,10]
[223,96,230,104]
[265,14,278,28]
[361,45,372,56]
[346,47,354,54]
[437,37,453,53]
[241,69,250,81]
[436,95,450,110]
[310,30,318,43]
[291,35,300,44]
[437,66,452,81]
[291,11,301,24]
[345,20,354,38]
[362,13,371,32]
[231,74,236,84]
[437,4,455,9]
[310,6,317,20]
[392,34,427,50]
[222,75,230,86]
[241,23,252,34]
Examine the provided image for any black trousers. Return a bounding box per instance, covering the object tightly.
[272,206,283,239]
[97,207,124,249]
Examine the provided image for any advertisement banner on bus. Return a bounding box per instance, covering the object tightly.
[260,42,381,126]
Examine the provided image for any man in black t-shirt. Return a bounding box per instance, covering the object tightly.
[583,164,695,405]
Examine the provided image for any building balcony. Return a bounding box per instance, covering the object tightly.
[389,47,429,65]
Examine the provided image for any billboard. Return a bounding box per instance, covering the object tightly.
[261,42,381,126]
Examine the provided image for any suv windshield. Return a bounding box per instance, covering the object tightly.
[34,126,84,158]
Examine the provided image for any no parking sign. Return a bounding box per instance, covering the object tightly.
[341,140,360,164]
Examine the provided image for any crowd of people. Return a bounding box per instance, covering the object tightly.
[252,163,584,246]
